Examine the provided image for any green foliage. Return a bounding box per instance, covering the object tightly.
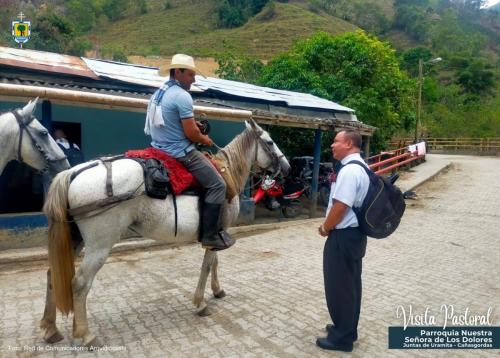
[400,47,433,76]
[431,9,487,55]
[101,44,128,62]
[164,0,173,10]
[258,31,415,154]
[137,0,148,15]
[393,4,429,41]
[456,59,496,94]
[215,49,264,83]
[351,2,390,35]
[26,8,91,56]
[424,85,500,138]
[216,0,270,28]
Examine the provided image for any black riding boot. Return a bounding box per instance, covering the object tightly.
[200,203,235,251]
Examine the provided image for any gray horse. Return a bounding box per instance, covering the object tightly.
[42,119,291,347]
[0,98,69,175]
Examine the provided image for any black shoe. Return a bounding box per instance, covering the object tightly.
[325,324,358,342]
[316,337,353,352]
[200,203,235,251]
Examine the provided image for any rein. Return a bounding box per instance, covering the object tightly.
[214,127,284,188]
[251,128,284,178]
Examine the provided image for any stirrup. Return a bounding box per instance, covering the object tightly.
[201,231,235,251]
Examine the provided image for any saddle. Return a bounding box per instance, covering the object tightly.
[125,147,237,200]
[67,148,237,237]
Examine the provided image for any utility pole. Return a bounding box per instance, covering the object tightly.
[415,58,423,143]
[414,57,441,143]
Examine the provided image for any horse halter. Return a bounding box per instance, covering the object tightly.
[252,129,285,177]
[11,110,67,173]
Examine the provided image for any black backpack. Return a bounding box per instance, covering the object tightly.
[341,160,406,239]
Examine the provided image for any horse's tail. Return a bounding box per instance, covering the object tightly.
[43,170,75,315]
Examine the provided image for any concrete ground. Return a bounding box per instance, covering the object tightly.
[0,154,499,357]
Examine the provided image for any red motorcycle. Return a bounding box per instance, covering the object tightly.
[252,175,306,218]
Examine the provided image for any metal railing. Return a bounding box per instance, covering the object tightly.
[367,147,425,175]
[391,138,500,152]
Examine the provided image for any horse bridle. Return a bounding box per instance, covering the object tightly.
[11,110,67,173]
[252,129,285,177]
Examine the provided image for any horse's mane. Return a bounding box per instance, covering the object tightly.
[215,128,255,195]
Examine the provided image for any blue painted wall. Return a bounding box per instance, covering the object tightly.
[1,100,245,159]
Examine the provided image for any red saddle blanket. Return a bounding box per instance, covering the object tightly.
[125,148,195,195]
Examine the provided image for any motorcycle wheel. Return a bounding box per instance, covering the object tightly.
[281,199,302,218]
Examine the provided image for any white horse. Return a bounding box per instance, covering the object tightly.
[0,98,69,176]
[41,118,291,347]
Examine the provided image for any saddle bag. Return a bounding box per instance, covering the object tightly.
[144,158,171,199]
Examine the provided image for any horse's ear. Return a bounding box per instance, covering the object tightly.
[21,98,38,117]
[248,118,259,130]
[245,120,252,130]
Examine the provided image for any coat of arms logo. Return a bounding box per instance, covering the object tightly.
[12,12,31,48]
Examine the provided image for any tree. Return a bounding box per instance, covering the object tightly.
[258,31,414,154]
[215,0,271,28]
[457,59,495,94]
[17,24,26,36]
[393,4,430,41]
[400,47,433,76]
[27,8,90,56]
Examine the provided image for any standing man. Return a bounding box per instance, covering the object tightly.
[148,54,234,251]
[316,130,370,352]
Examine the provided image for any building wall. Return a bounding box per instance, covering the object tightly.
[1,99,246,214]
[1,100,246,159]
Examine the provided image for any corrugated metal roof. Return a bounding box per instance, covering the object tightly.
[0,76,150,98]
[0,46,98,79]
[82,58,204,92]
[194,76,355,113]
[0,46,356,115]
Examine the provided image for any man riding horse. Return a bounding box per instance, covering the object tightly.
[145,54,234,251]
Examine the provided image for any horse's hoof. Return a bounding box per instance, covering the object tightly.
[214,289,226,299]
[84,336,102,349]
[196,303,211,317]
[44,330,64,344]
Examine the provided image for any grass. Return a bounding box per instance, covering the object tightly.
[94,0,358,59]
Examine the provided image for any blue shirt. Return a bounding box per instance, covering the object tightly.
[327,153,370,229]
[150,80,196,158]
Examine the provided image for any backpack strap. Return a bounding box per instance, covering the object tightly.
[339,160,373,211]
[340,160,373,177]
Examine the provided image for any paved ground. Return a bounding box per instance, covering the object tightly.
[0,155,499,357]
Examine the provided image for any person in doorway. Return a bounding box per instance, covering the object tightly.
[316,130,370,352]
[53,129,84,167]
[146,54,234,251]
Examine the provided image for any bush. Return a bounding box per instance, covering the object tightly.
[215,0,271,28]
[101,44,128,62]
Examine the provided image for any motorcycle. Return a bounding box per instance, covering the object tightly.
[252,174,307,218]
[289,156,334,207]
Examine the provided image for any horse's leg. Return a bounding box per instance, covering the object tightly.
[210,252,226,299]
[72,245,112,348]
[193,249,217,316]
[40,269,64,343]
[41,242,83,343]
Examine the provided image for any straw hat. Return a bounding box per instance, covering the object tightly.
[168,54,199,73]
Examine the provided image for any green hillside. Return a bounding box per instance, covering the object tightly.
[94,1,357,58]
[1,0,498,143]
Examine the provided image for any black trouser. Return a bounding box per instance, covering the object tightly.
[323,227,367,345]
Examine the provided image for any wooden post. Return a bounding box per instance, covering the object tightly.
[309,129,322,218]
[363,135,370,160]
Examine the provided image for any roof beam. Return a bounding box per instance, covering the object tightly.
[0,83,252,121]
